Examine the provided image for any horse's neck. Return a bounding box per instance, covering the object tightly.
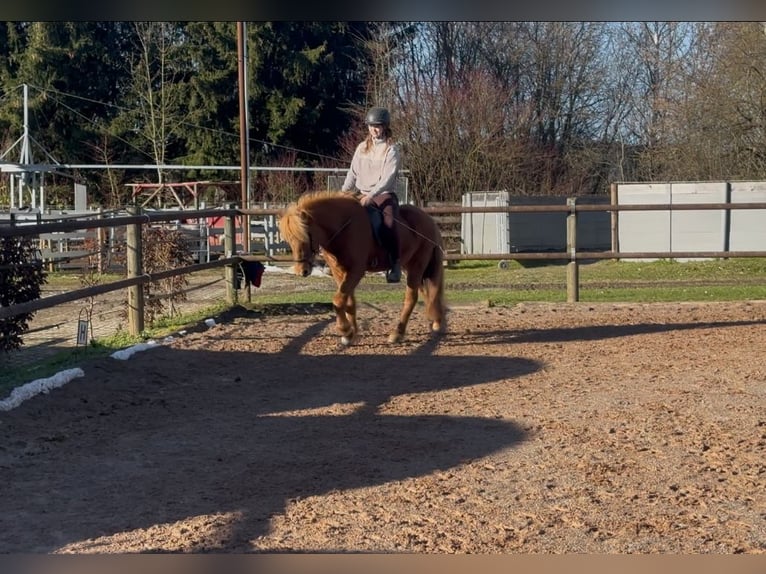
[311,203,351,248]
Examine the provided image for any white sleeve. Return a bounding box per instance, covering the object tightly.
[341,149,360,191]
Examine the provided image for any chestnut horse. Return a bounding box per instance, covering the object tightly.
[278,191,446,345]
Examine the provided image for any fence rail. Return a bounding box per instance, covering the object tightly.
[421,202,766,214]
[2,199,766,335]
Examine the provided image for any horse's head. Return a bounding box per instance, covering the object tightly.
[278,204,316,277]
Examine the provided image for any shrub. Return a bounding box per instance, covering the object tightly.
[0,236,47,352]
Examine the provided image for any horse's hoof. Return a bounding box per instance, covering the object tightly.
[341,335,354,346]
[431,318,447,333]
[388,332,403,344]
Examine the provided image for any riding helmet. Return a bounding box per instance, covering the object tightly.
[365,107,391,126]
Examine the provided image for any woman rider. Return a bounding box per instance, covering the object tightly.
[341,106,402,283]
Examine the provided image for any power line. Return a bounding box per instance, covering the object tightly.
[17,84,346,166]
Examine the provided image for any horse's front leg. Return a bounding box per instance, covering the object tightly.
[331,268,364,346]
[389,279,419,344]
[332,288,357,346]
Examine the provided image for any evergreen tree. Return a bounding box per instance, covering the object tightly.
[179,22,241,175]
[247,22,374,166]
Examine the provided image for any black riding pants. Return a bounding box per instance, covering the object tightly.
[369,192,400,263]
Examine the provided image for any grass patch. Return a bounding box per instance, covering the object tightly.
[0,343,114,400]
[446,257,766,285]
[146,301,232,337]
[0,301,232,398]
[250,258,766,306]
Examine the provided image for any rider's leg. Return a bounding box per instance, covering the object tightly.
[375,193,401,283]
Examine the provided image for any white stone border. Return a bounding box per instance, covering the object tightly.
[0,368,85,412]
[0,321,220,412]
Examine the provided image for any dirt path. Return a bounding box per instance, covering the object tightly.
[2,265,312,368]
[1,300,765,553]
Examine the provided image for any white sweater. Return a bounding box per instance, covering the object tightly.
[341,138,401,197]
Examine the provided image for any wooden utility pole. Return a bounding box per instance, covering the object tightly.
[237,21,252,302]
[237,22,251,252]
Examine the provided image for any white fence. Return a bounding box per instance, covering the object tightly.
[617,181,766,261]
[461,182,766,261]
[461,191,611,255]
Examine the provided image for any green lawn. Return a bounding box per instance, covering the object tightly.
[251,257,766,305]
[2,257,764,396]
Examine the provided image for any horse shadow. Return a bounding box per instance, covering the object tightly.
[442,317,766,348]
[0,316,541,553]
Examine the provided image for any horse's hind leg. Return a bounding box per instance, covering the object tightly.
[423,279,446,335]
[389,280,419,344]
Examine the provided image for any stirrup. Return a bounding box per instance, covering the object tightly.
[386,261,401,283]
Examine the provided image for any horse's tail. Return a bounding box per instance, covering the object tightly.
[422,242,446,325]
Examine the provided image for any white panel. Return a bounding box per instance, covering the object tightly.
[670,182,727,261]
[461,193,472,254]
[730,181,766,252]
[461,194,610,254]
[460,191,510,254]
[74,183,87,212]
[617,183,671,261]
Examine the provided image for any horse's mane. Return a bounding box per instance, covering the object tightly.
[296,190,358,210]
[278,202,307,244]
[279,191,358,244]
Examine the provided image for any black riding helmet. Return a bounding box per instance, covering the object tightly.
[365,107,390,126]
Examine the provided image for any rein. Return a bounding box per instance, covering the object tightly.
[326,217,352,245]
[366,204,445,254]
[393,215,445,253]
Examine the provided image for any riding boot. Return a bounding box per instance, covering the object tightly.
[386,257,401,283]
[385,227,401,283]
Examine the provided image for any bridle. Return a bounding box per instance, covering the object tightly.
[293,228,318,266]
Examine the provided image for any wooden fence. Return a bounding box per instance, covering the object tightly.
[0,207,283,271]
[3,196,766,337]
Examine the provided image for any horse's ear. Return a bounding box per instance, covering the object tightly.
[299,209,311,224]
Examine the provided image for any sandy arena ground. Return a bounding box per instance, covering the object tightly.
[1,299,765,553]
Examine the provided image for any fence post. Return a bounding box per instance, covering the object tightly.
[97,208,106,273]
[566,197,579,303]
[610,182,619,254]
[224,204,238,305]
[126,206,145,336]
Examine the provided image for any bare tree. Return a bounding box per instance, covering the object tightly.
[387,23,526,202]
[127,22,190,195]
[362,22,747,201]
[512,22,617,194]
[617,22,700,179]
[86,133,129,207]
[670,23,766,180]
[394,22,618,198]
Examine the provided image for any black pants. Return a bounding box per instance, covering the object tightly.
[369,192,400,264]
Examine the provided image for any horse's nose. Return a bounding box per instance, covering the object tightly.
[301,267,310,277]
